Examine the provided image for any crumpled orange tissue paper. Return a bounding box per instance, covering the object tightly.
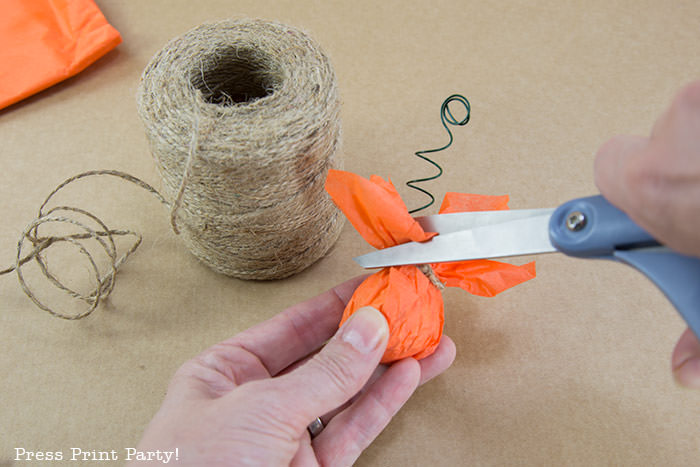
[0,0,122,110]
[325,169,536,363]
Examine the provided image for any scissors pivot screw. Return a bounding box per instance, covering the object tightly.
[565,211,587,232]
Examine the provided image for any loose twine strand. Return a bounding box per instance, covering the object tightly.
[0,104,205,320]
[169,97,199,235]
[0,170,169,320]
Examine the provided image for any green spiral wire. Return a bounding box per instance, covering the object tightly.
[407,94,471,214]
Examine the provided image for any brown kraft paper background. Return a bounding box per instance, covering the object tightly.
[1,1,699,465]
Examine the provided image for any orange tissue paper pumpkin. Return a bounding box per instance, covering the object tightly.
[325,169,536,363]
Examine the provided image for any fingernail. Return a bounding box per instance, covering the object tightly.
[673,357,700,389]
[340,307,388,354]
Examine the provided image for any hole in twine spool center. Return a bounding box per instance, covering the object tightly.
[190,47,282,106]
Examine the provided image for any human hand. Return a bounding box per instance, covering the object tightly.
[130,276,456,466]
[594,81,700,389]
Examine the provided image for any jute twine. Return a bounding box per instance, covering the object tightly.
[1,19,345,319]
[0,170,169,319]
[418,264,445,290]
[137,19,344,280]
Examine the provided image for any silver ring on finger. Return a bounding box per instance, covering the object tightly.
[307,417,324,439]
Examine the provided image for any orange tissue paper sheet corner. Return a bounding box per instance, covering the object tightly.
[324,169,437,249]
[326,169,537,363]
[432,192,536,298]
[439,191,510,214]
[0,0,122,110]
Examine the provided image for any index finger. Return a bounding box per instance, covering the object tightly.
[224,275,366,376]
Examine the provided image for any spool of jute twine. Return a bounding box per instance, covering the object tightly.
[137,19,344,280]
[1,19,344,319]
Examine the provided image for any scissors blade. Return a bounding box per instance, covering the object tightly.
[416,208,555,234]
[354,213,557,268]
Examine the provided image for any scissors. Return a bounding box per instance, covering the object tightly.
[354,195,700,339]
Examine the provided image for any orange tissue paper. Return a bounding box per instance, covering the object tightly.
[0,0,122,110]
[325,169,536,363]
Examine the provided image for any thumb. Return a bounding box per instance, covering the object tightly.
[593,134,648,212]
[672,327,700,389]
[271,306,389,429]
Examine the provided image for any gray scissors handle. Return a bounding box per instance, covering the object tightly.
[550,195,700,339]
